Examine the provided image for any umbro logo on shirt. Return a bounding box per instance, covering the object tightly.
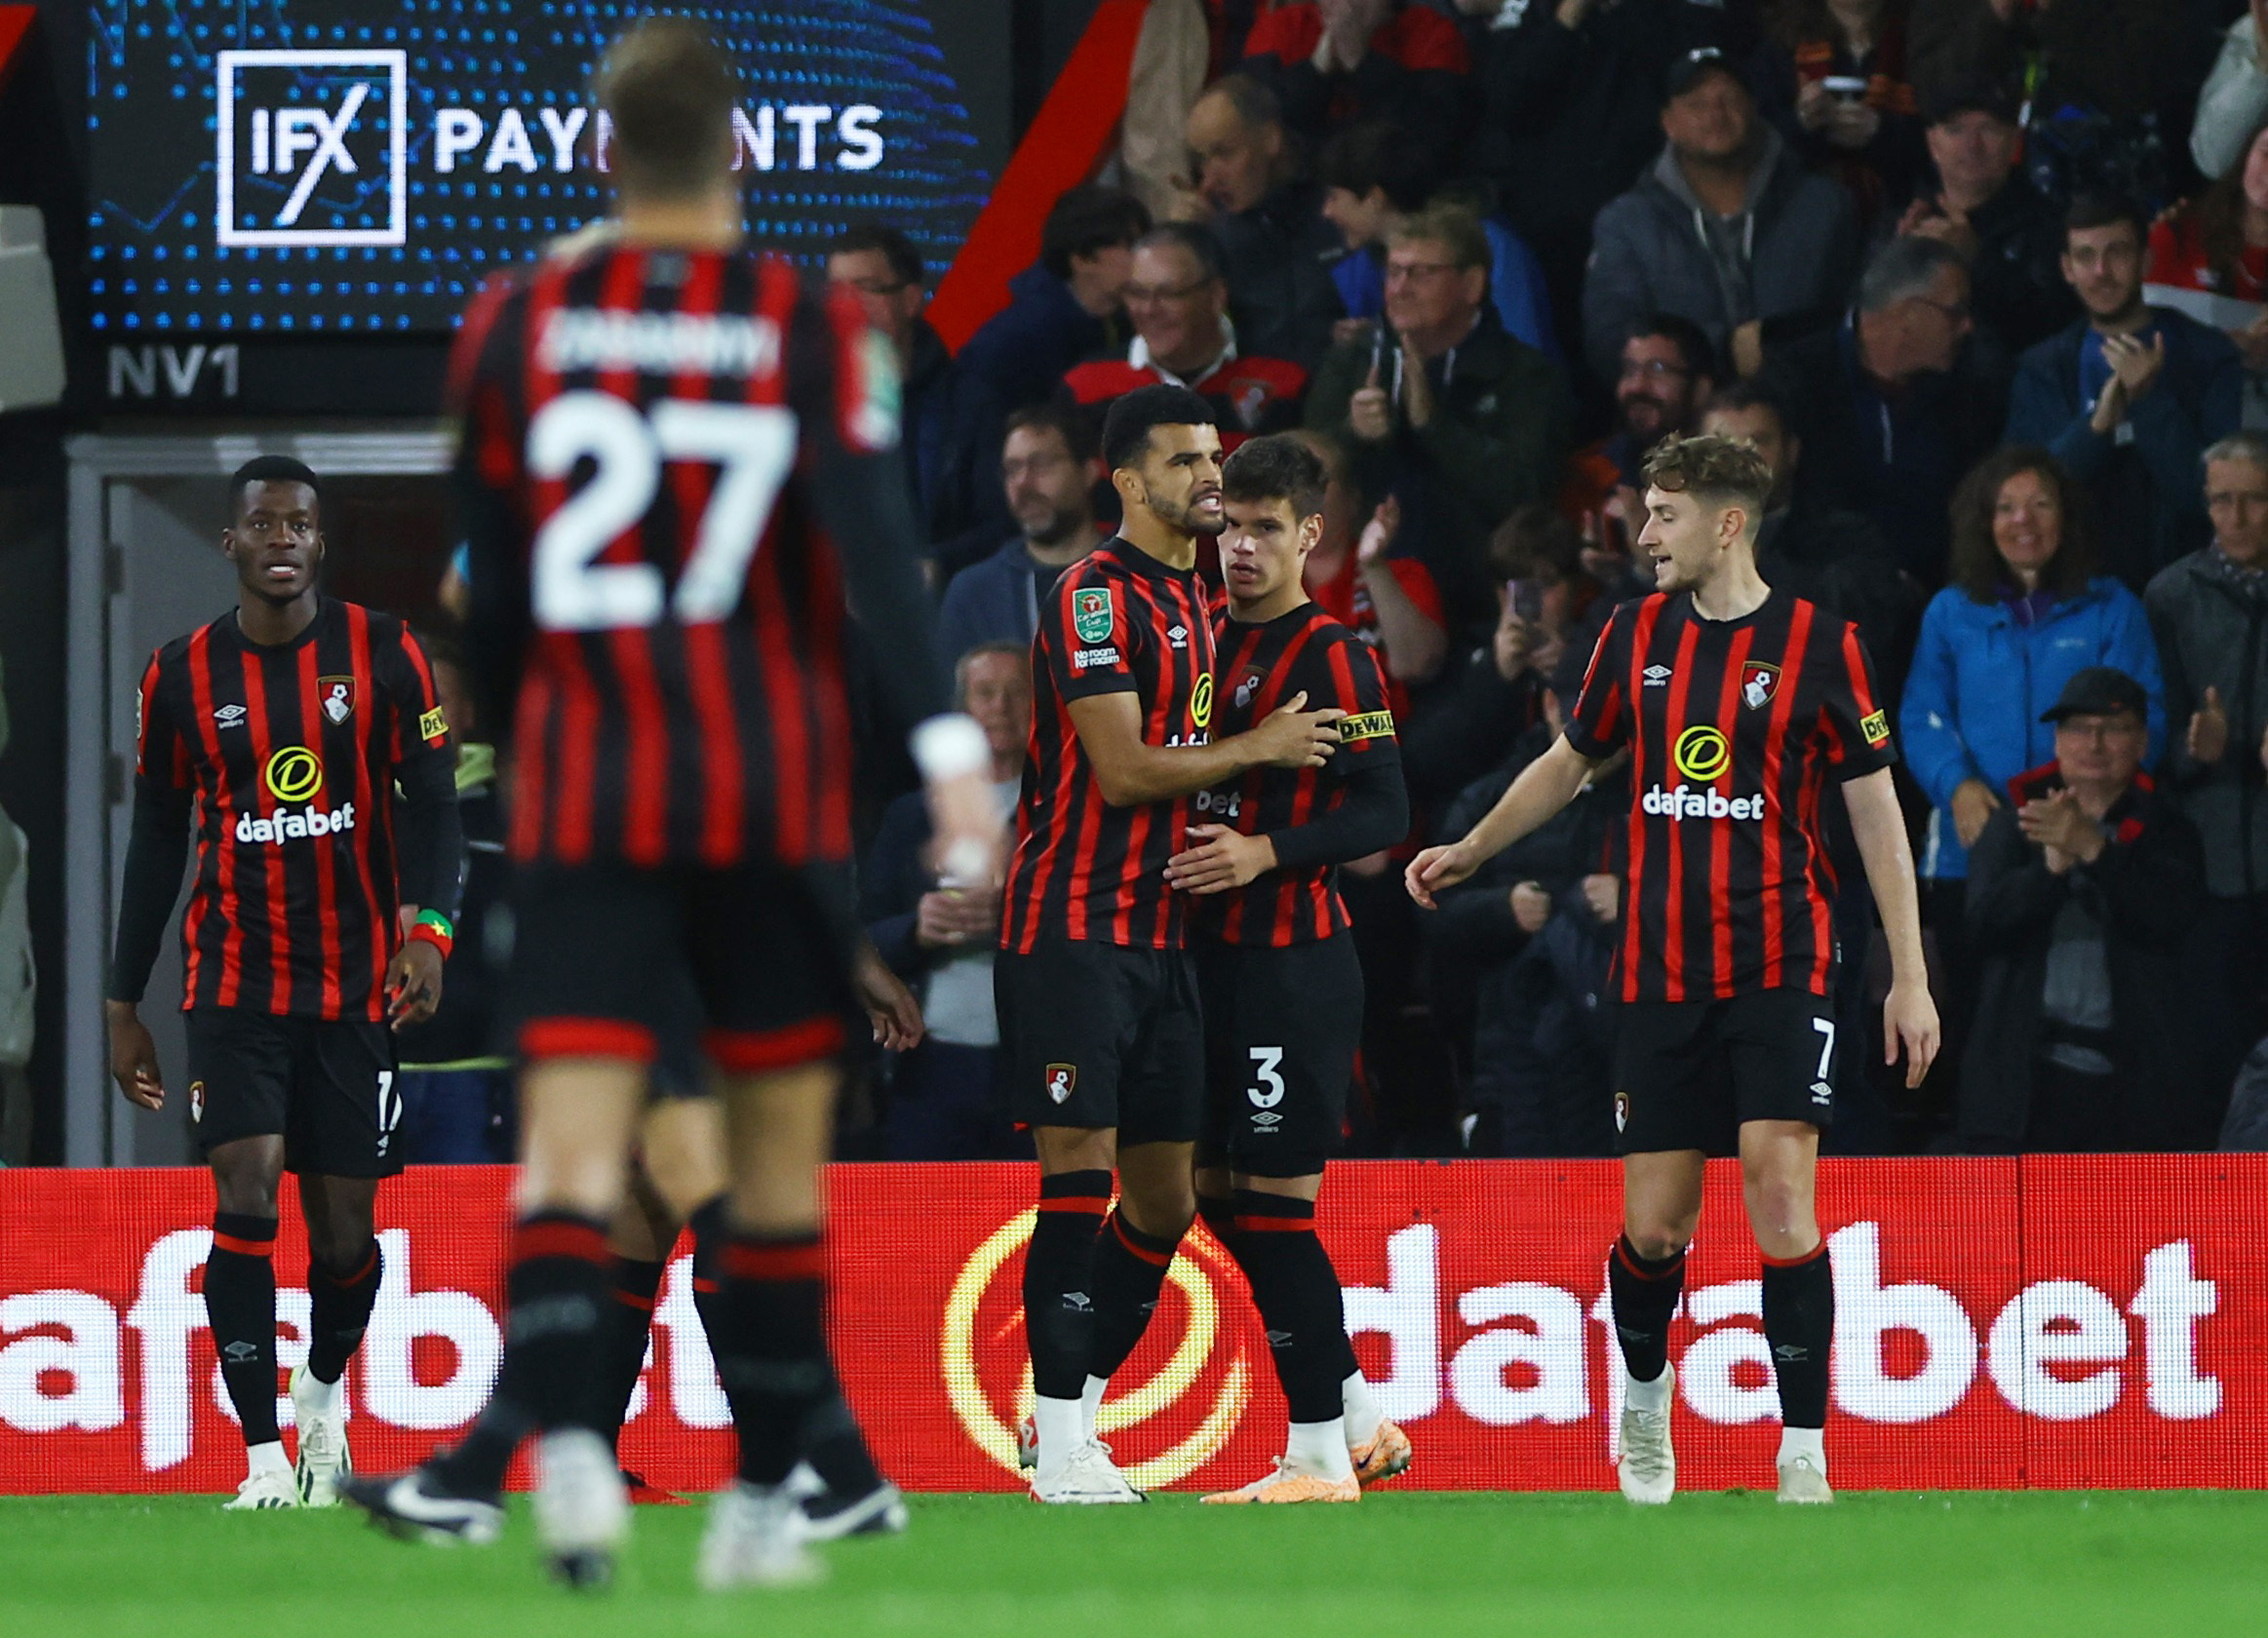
[1643,665,1673,687]
[214,703,248,727]
[1167,624,1189,648]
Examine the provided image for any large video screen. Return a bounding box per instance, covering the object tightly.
[85,1,1004,335]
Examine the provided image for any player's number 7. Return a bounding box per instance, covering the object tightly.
[1811,1016,1836,1082]
[528,391,799,631]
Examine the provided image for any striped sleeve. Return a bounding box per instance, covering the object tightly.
[1822,620,1897,779]
[1565,605,1632,758]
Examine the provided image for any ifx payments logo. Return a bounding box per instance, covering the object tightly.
[215,50,410,248]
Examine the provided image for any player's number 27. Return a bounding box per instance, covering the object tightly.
[528,391,798,631]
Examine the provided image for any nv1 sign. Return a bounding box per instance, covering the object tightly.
[0,1158,2260,1494]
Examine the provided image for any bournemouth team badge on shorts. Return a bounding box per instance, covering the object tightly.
[1045,1063,1077,1105]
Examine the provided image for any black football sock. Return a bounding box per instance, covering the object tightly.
[430,1391,534,1499]
[1195,1191,1240,1260]
[306,1238,382,1385]
[1024,1170,1110,1400]
[688,1195,729,1348]
[1086,1207,1183,1383]
[1230,1190,1346,1424]
[596,1257,668,1453]
[1608,1234,1687,1384]
[715,1232,832,1488]
[499,1212,612,1434]
[1762,1241,1835,1431]
[207,1213,281,1446]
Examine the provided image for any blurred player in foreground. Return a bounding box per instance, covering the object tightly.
[342,20,997,1588]
[1407,435,1938,1505]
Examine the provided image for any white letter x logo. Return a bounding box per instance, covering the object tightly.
[276,83,369,227]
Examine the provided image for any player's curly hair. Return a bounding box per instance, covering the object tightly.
[1639,434,1773,532]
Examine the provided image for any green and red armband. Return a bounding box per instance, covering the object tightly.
[407,909,454,958]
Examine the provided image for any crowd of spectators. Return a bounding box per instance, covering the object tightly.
[841,0,2268,1162]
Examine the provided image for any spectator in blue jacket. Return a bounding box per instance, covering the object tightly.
[1902,447,2166,890]
[1316,119,1560,364]
[2005,194,2246,595]
[956,186,1151,415]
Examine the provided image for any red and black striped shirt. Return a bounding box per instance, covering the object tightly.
[1195,604,1400,947]
[1002,541,1218,951]
[1567,590,1896,1002]
[450,246,915,870]
[132,601,452,1020]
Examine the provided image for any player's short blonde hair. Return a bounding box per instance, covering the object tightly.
[594,20,737,201]
[1641,434,1774,530]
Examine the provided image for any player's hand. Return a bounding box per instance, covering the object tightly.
[1249,691,1348,769]
[1509,880,1553,934]
[1165,824,1277,894]
[1349,358,1395,443]
[386,939,445,1030]
[1949,777,2002,850]
[106,1000,164,1112]
[1882,979,1941,1091]
[925,768,1008,893]
[1580,873,1621,924]
[2187,686,2229,764]
[854,942,924,1052]
[1405,839,1479,910]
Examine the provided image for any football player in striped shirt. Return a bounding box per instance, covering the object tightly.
[999,386,1348,1502]
[106,455,463,1511]
[1164,434,1412,1502]
[1408,435,1939,1505]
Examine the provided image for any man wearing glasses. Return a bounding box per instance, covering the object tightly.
[1304,201,1574,626]
[1060,222,1310,455]
[1753,234,2001,584]
[829,223,1012,575]
[1563,315,1721,584]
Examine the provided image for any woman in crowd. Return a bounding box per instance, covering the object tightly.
[1898,448,2165,1111]
[2147,111,2268,429]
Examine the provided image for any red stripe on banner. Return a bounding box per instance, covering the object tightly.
[701,1017,846,1074]
[520,1016,657,1063]
[924,0,1150,351]
[721,1241,828,1283]
[1,1156,2266,1494]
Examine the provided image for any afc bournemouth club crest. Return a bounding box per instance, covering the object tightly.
[189,1081,206,1124]
[1613,1089,1628,1134]
[1045,1063,1077,1105]
[318,676,355,724]
[1234,671,1264,711]
[1740,662,1780,712]
[1072,589,1114,645]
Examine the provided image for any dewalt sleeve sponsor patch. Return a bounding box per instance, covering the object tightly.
[1860,709,1890,748]
[419,706,450,744]
[1340,710,1395,745]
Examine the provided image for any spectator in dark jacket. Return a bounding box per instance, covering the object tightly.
[1306,203,1575,626]
[1430,683,1626,1158]
[956,186,1150,415]
[2144,431,2268,1096]
[1473,0,1733,359]
[1960,667,2210,1151]
[1701,376,1922,701]
[1897,74,2077,356]
[1238,0,1473,163]
[1910,0,2210,144]
[1582,48,1860,388]
[1758,234,2002,582]
[2006,194,2246,594]
[830,225,1011,576]
[1747,0,1928,231]
[937,405,1105,661]
[1185,75,1349,370]
[861,643,1033,1161]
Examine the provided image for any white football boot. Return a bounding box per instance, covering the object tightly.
[1617,1365,1677,1505]
[290,1364,352,1506]
[699,1481,826,1590]
[1030,1438,1146,1504]
[534,1429,629,1589]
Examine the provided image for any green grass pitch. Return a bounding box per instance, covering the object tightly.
[5,1492,2263,1637]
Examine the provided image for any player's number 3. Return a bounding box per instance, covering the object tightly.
[528,391,798,631]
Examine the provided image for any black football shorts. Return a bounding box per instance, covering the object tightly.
[1610,987,1839,1155]
[996,935,1204,1145]
[184,1008,404,1177]
[505,860,863,1084]
[1196,934,1362,1178]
